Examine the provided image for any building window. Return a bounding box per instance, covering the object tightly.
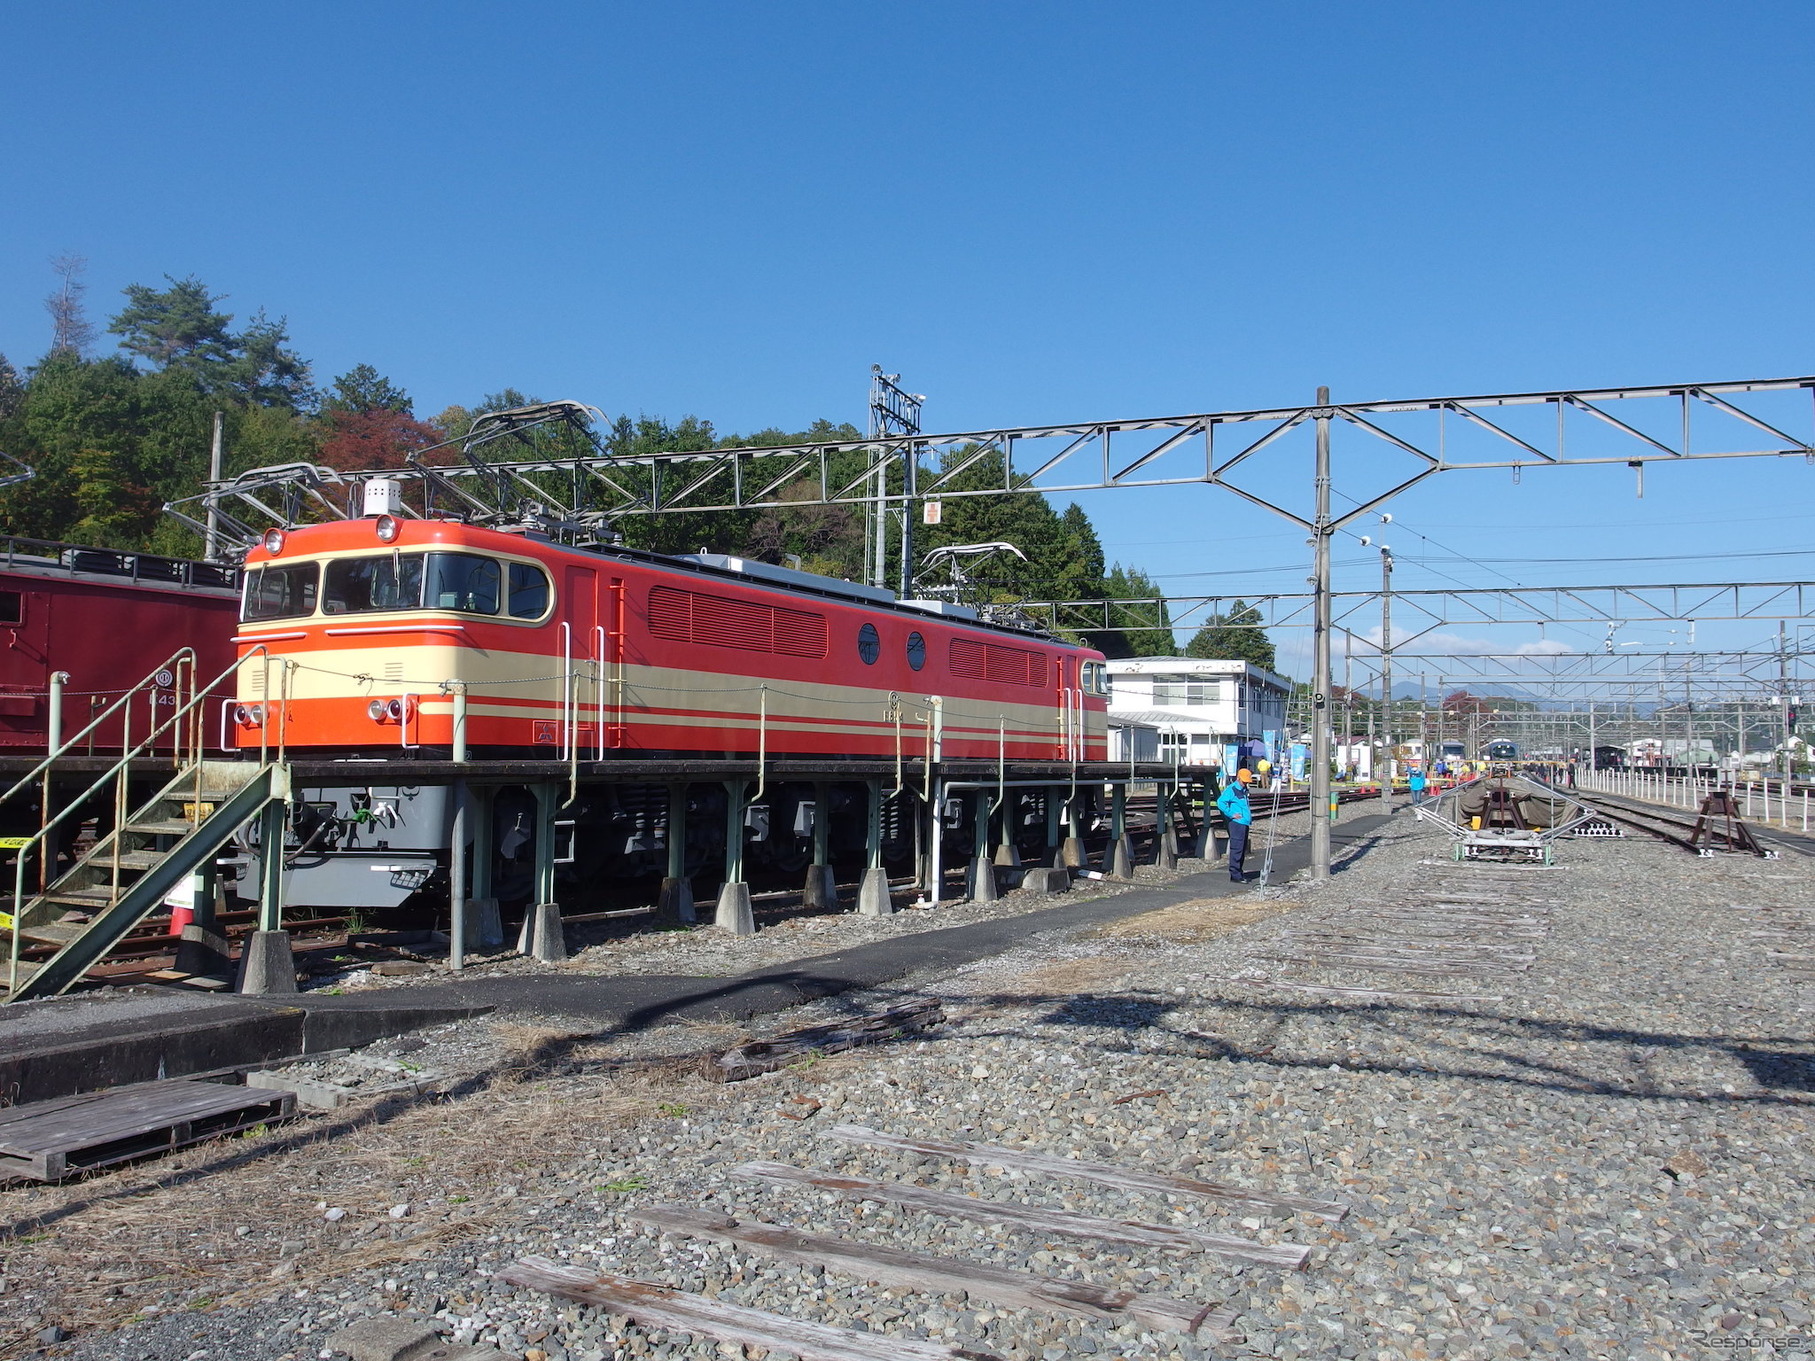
[1152,673,1221,706]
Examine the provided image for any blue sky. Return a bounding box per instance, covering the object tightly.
[4,1,1812,682]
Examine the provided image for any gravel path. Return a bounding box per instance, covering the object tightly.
[16,807,1815,1361]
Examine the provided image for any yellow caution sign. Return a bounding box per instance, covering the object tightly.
[0,911,12,930]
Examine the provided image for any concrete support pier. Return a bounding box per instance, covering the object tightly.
[968,790,997,902]
[802,781,839,910]
[237,930,298,995]
[857,779,894,916]
[528,901,568,962]
[1060,795,1086,869]
[715,778,756,935]
[660,782,695,924]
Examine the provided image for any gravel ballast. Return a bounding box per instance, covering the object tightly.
[15,806,1815,1361]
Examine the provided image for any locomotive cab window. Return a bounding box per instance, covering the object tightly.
[243,562,320,620]
[857,622,881,665]
[508,562,551,618]
[1082,661,1109,696]
[323,554,423,613]
[0,591,21,625]
[425,553,500,614]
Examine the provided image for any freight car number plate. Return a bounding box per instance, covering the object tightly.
[0,837,29,849]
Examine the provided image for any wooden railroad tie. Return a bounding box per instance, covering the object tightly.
[633,1206,1233,1337]
[501,1256,1001,1361]
[823,1123,1348,1221]
[732,1161,1313,1270]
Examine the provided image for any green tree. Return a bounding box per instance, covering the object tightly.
[107,276,312,409]
[109,275,235,369]
[0,354,22,422]
[605,414,753,555]
[1186,600,1279,673]
[220,311,312,409]
[1096,563,1176,658]
[730,419,865,576]
[323,364,413,415]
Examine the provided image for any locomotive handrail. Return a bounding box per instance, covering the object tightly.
[7,648,287,996]
[0,647,199,810]
[752,685,769,803]
[592,624,609,759]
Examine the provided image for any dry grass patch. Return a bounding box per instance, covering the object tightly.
[1091,894,1291,945]
[0,1035,743,1354]
[986,955,1132,998]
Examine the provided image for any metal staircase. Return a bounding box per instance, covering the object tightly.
[1,648,294,1004]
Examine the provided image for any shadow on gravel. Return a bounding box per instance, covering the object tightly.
[1733,1046,1815,1092]
[1042,994,1175,1030]
[1037,995,1815,1108]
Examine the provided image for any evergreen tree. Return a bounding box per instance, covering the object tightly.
[1097,563,1176,658]
[322,363,413,414]
[109,276,235,369]
[1186,600,1279,673]
[0,354,22,422]
[107,276,312,409]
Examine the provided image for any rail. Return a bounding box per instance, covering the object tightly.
[1578,767,1813,835]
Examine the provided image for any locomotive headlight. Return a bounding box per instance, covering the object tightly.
[375,514,400,544]
[235,704,265,726]
[262,529,286,556]
[386,698,405,721]
[367,699,388,722]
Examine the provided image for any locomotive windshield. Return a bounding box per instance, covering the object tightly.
[242,562,319,620]
[324,554,423,613]
[242,551,551,621]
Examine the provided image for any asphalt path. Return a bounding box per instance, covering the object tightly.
[290,807,1400,1034]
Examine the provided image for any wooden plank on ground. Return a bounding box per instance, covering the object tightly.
[499,1256,999,1361]
[703,1001,945,1082]
[633,1206,1231,1337]
[1253,952,1526,978]
[0,1079,293,1181]
[1249,979,1504,1004]
[824,1123,1347,1222]
[731,1161,1311,1270]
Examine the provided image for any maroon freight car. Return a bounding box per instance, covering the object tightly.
[0,538,239,752]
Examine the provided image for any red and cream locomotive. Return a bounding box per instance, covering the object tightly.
[232,505,1109,763]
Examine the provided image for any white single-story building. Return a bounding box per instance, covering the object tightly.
[1106,657,1291,766]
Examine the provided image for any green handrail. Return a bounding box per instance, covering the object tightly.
[6,647,288,996]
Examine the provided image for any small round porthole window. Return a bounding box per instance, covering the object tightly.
[906,631,926,671]
[857,622,881,665]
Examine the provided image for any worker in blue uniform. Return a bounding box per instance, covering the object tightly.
[1217,768,1256,883]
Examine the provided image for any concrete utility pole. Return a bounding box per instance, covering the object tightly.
[205,411,225,560]
[1379,546,1393,806]
[1310,387,1334,879]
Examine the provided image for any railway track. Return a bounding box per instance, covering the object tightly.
[1238,857,1558,1005]
[1571,788,1783,859]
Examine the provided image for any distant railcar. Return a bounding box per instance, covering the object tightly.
[1483,739,1519,762]
[0,541,239,750]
